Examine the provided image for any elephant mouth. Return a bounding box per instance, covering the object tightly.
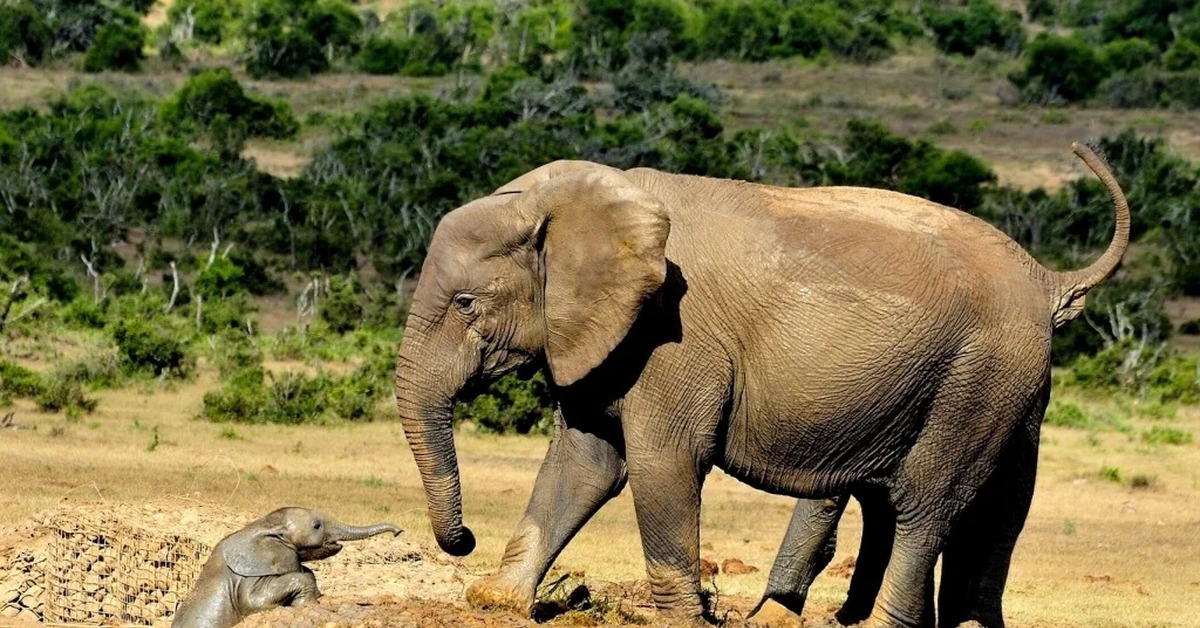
[299,542,343,562]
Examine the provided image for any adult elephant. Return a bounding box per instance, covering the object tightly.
[393,144,1129,627]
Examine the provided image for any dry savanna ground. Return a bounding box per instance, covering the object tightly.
[1,362,1198,627]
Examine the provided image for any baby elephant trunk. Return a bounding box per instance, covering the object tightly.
[330,522,401,542]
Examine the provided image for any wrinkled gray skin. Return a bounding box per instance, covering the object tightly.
[756,413,1038,627]
[393,144,1129,627]
[172,507,400,628]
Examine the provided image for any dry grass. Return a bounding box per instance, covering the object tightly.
[1,376,1198,627]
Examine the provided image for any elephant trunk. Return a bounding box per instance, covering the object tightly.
[330,521,401,542]
[394,347,476,557]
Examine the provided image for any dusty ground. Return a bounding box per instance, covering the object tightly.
[0,370,1198,627]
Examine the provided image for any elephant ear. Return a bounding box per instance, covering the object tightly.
[221,526,300,578]
[492,160,618,196]
[524,169,670,387]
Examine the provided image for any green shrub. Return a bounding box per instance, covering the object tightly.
[321,275,364,334]
[1145,355,1200,403]
[194,257,245,299]
[82,11,147,73]
[1180,319,1200,335]
[1141,426,1194,445]
[455,370,554,435]
[0,0,53,64]
[1015,34,1111,103]
[209,329,263,377]
[263,370,330,424]
[37,373,98,416]
[0,360,43,398]
[923,0,1024,56]
[1099,466,1122,483]
[1043,400,1091,429]
[358,37,405,74]
[1101,38,1158,72]
[167,0,240,44]
[1164,37,1200,71]
[245,23,328,79]
[200,366,268,422]
[160,69,299,141]
[1161,70,1200,109]
[327,367,384,420]
[110,318,191,378]
[1099,69,1164,108]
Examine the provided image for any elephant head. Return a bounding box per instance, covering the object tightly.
[394,161,671,556]
[223,507,401,577]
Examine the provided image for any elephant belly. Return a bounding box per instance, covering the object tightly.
[719,301,961,498]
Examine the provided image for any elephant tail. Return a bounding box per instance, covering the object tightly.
[1046,142,1131,328]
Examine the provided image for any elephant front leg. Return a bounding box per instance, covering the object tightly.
[241,569,320,617]
[626,453,707,623]
[466,410,626,615]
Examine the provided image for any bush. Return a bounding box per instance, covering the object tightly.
[263,370,330,424]
[1161,69,1200,109]
[1163,37,1200,71]
[110,318,191,378]
[1101,38,1158,72]
[167,0,237,44]
[923,0,1024,56]
[0,0,53,64]
[1180,319,1200,335]
[1145,355,1200,403]
[194,256,245,299]
[37,371,98,416]
[320,275,365,334]
[1015,34,1111,103]
[1099,69,1163,108]
[82,11,147,73]
[0,360,43,398]
[358,37,405,74]
[1141,426,1194,445]
[455,370,554,435]
[200,366,267,422]
[160,69,299,142]
[209,329,262,377]
[1043,400,1091,428]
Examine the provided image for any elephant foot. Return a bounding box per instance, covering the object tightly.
[465,574,534,615]
[836,599,874,625]
[749,591,808,619]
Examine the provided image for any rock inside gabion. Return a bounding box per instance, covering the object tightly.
[1,501,244,626]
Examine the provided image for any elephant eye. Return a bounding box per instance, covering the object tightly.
[453,293,478,315]
[312,520,321,530]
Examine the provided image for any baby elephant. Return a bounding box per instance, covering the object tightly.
[172,507,400,628]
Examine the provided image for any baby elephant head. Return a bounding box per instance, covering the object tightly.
[223,507,401,577]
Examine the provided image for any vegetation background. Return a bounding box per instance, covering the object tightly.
[1,1,1199,626]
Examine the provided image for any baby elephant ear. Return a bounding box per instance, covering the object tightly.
[529,168,670,387]
[222,526,300,578]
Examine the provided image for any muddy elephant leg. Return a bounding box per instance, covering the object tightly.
[243,568,320,614]
[837,487,896,625]
[937,402,1043,628]
[466,408,626,615]
[753,495,848,618]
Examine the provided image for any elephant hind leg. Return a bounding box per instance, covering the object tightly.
[752,495,848,618]
[870,353,1046,628]
[938,387,1046,628]
[836,487,895,626]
